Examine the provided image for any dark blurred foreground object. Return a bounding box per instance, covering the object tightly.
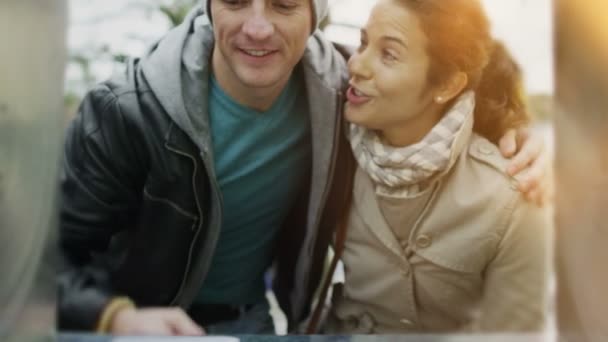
[0,0,67,340]
[555,0,608,340]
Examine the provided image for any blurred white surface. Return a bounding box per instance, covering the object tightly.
[114,337,239,342]
[68,0,553,95]
[326,0,554,95]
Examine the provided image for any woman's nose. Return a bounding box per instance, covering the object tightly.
[348,51,372,80]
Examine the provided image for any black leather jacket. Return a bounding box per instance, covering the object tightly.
[58,59,353,333]
[57,7,354,331]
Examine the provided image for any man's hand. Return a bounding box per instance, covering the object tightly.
[499,127,553,206]
[110,307,205,336]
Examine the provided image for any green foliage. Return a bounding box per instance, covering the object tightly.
[69,53,95,86]
[65,0,200,116]
[63,92,82,120]
[159,0,199,27]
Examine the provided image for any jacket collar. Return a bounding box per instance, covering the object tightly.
[353,167,412,260]
[422,92,475,186]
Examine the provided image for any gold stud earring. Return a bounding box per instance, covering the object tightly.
[435,96,443,103]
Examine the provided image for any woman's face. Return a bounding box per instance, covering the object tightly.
[346,0,440,143]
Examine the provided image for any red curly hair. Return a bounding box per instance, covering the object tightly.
[399,0,530,144]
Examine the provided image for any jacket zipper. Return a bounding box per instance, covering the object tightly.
[165,143,224,307]
[184,152,225,304]
[165,143,204,306]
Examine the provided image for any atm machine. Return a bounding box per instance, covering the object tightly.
[0,0,67,340]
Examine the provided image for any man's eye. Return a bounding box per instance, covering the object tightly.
[222,0,246,6]
[273,1,298,11]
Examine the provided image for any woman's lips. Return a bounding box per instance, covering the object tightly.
[346,86,372,105]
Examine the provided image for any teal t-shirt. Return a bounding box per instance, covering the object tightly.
[196,73,311,305]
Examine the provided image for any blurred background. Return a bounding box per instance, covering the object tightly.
[64,0,555,129]
[2,0,608,341]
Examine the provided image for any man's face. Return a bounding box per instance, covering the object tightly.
[211,0,312,94]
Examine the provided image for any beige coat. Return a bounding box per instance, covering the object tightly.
[326,130,552,334]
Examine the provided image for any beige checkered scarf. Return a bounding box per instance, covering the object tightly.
[349,91,475,198]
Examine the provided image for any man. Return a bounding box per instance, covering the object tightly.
[58,0,548,336]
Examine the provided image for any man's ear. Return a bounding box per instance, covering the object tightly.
[433,72,469,104]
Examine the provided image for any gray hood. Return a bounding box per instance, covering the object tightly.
[140,7,212,152]
[139,6,349,322]
[140,6,348,153]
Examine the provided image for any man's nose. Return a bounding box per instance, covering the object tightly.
[242,4,274,41]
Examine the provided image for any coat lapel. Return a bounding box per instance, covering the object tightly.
[353,167,406,259]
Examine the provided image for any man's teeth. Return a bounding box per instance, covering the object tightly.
[245,50,272,57]
[354,88,365,97]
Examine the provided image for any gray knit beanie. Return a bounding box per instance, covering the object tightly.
[202,0,329,33]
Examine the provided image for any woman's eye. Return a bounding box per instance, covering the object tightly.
[383,50,397,62]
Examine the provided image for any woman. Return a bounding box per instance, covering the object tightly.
[321,0,551,334]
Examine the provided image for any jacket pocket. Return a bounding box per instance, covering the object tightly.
[143,187,198,229]
[326,283,377,334]
[112,185,199,305]
[407,233,499,324]
[411,231,498,273]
